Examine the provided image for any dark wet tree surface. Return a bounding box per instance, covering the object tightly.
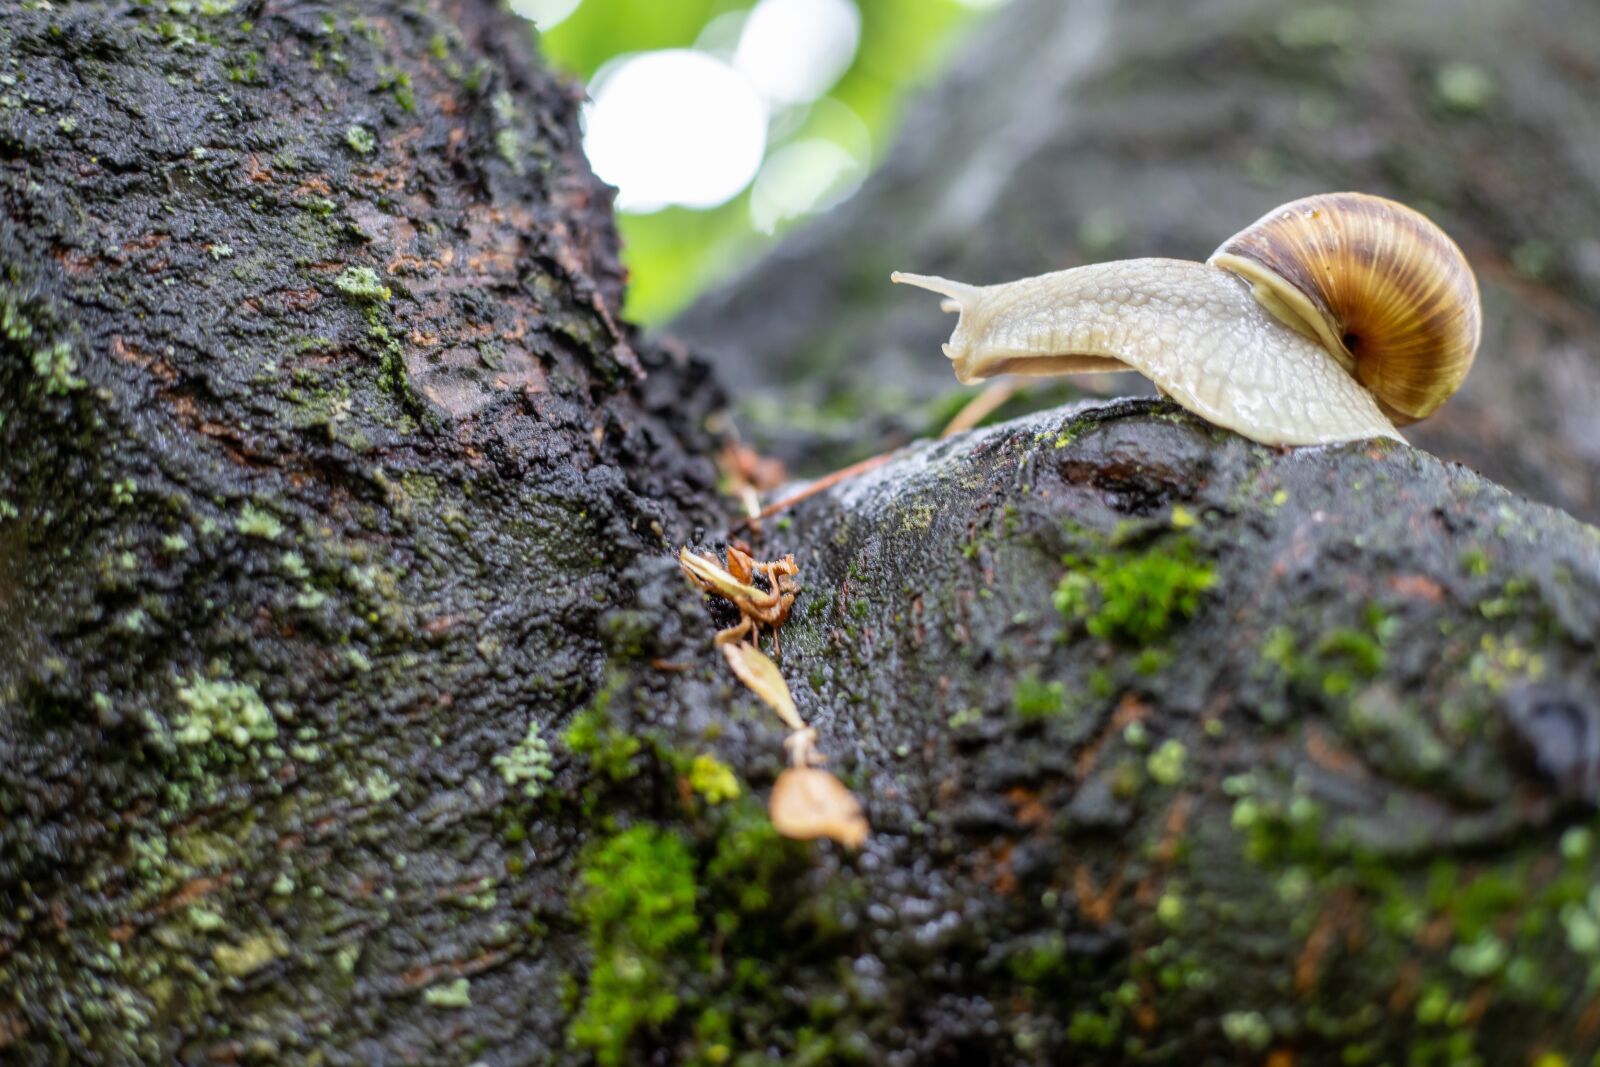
[3,2,1600,1065]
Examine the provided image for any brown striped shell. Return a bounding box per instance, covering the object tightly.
[1207,192,1481,425]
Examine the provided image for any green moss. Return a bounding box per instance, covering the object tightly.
[495,128,524,174]
[174,673,275,747]
[571,826,700,1066]
[1479,576,1532,620]
[1466,632,1545,696]
[1066,1010,1119,1048]
[334,266,391,303]
[1433,61,1495,113]
[1311,627,1385,696]
[565,681,641,782]
[1008,931,1067,984]
[1053,537,1215,644]
[344,124,376,155]
[1259,605,1392,706]
[1011,674,1065,720]
[1449,932,1507,978]
[493,721,554,799]
[2,296,34,342]
[1146,739,1186,786]
[377,65,415,110]
[1221,1010,1272,1051]
[32,340,84,394]
[689,753,740,805]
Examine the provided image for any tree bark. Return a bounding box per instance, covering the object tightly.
[676,0,1600,524]
[0,1,720,1061]
[4,2,1600,1066]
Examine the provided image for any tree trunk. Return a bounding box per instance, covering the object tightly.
[5,2,1600,1066]
[676,0,1600,524]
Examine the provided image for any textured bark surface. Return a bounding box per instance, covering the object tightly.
[5,2,1600,1066]
[675,0,1600,523]
[0,1,721,1061]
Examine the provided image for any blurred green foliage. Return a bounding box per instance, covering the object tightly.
[536,0,991,325]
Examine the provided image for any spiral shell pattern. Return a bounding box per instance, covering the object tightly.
[1208,192,1480,425]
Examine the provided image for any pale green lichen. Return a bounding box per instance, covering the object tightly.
[213,931,287,977]
[235,503,283,540]
[423,977,471,1008]
[495,128,523,174]
[33,340,84,394]
[493,721,555,798]
[364,767,400,803]
[345,124,376,155]
[335,266,391,302]
[174,674,276,747]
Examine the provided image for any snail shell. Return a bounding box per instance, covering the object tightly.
[1209,192,1481,426]
[892,192,1482,446]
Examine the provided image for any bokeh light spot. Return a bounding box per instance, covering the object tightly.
[749,138,867,234]
[584,50,769,212]
[735,0,861,105]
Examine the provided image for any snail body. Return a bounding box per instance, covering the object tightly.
[892,192,1481,446]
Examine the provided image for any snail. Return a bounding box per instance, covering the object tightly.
[891,192,1481,446]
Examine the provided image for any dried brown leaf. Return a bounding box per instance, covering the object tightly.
[721,642,804,731]
[769,768,869,848]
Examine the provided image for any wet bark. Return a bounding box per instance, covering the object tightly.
[4,2,1600,1066]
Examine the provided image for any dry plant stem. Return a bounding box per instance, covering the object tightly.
[713,617,753,647]
[942,379,1022,436]
[737,450,898,529]
[784,727,821,768]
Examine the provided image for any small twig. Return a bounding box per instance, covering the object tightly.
[942,379,1021,437]
[734,450,897,530]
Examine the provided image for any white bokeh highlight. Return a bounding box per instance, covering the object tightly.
[583,50,769,212]
[749,138,866,233]
[734,0,861,105]
[570,0,877,213]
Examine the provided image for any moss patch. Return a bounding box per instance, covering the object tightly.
[1054,536,1216,644]
[570,825,700,1066]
